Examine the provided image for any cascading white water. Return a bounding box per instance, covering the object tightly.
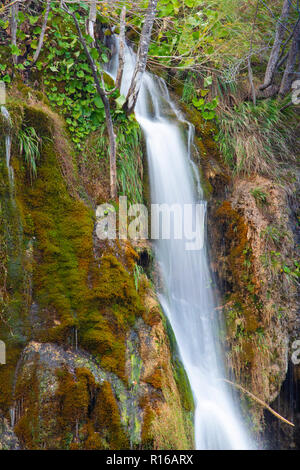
[109,39,251,450]
[1,105,14,185]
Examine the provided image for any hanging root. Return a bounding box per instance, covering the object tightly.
[222,378,295,427]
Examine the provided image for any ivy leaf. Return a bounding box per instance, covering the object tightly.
[185,0,197,7]
[200,89,209,97]
[30,40,38,50]
[202,110,215,120]
[3,74,11,83]
[28,15,39,25]
[192,97,204,109]
[90,48,99,61]
[204,76,213,87]
[10,44,21,55]
[115,94,126,108]
[17,11,25,23]
[0,19,9,29]
[94,95,104,109]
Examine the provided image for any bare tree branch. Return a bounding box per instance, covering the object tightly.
[279,18,300,95]
[125,0,158,114]
[31,0,51,66]
[276,16,300,67]
[10,0,18,65]
[248,1,259,106]
[115,6,126,91]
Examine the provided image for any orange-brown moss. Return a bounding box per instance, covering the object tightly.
[141,402,155,449]
[93,380,129,450]
[144,368,163,391]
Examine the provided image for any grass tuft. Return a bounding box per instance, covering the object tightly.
[218,98,298,177]
[18,126,41,182]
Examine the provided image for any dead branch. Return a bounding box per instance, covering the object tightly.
[222,378,295,427]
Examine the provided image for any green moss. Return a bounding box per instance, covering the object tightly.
[162,314,194,414]
[10,103,145,382]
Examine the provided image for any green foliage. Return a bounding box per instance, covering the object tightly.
[260,225,284,247]
[192,94,219,121]
[250,188,268,207]
[41,5,108,149]
[18,126,41,182]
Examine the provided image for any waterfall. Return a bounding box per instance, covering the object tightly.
[1,105,14,186]
[109,39,251,450]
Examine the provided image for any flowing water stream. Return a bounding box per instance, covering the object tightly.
[109,39,251,450]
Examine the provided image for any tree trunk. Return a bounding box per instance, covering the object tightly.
[125,0,158,114]
[261,0,291,90]
[279,20,300,96]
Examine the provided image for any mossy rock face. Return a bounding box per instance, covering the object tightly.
[12,342,130,450]
[0,94,194,450]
